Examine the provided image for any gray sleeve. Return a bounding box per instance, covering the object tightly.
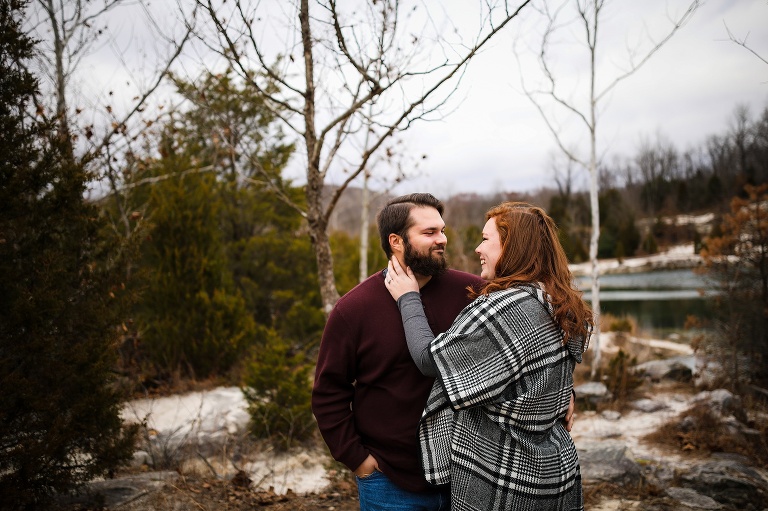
[396,291,438,377]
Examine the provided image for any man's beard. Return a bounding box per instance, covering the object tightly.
[404,240,447,277]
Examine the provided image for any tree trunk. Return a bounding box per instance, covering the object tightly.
[46,0,75,162]
[588,3,601,379]
[300,0,339,315]
[305,146,340,314]
[308,208,340,315]
[588,157,602,379]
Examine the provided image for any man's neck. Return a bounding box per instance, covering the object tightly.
[392,254,436,289]
[414,273,433,289]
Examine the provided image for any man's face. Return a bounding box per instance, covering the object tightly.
[402,207,447,276]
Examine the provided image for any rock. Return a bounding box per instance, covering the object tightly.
[693,389,748,423]
[636,355,694,382]
[601,410,622,421]
[577,440,643,487]
[666,487,723,509]
[630,398,668,413]
[575,382,609,397]
[677,456,768,508]
[574,382,611,407]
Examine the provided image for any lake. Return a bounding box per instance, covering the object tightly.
[575,269,716,338]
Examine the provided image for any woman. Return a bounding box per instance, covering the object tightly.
[385,201,591,511]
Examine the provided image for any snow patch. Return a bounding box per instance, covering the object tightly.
[121,387,332,495]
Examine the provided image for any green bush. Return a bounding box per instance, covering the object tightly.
[242,329,315,450]
[135,160,258,379]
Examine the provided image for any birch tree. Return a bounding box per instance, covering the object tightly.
[192,0,532,313]
[517,0,699,377]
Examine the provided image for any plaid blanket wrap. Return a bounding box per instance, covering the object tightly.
[419,284,584,511]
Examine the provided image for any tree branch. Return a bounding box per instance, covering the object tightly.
[111,165,215,192]
[724,21,768,67]
[595,1,700,103]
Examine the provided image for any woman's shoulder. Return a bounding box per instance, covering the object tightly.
[482,283,551,313]
[448,289,530,334]
[485,283,538,302]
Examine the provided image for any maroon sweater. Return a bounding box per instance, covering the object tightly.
[312,269,482,493]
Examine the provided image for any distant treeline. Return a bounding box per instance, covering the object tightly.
[436,105,768,270]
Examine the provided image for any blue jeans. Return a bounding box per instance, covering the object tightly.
[356,470,450,511]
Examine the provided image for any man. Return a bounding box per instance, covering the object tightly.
[312,193,481,510]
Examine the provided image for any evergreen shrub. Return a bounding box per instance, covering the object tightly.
[242,328,316,450]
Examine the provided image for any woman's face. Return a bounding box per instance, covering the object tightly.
[475,216,502,280]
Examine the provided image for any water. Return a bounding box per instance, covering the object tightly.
[575,269,715,338]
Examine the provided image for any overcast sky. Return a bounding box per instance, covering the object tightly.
[67,1,768,199]
[387,0,768,198]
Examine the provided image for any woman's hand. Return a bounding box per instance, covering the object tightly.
[384,256,419,301]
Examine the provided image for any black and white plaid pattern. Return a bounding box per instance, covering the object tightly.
[419,285,584,511]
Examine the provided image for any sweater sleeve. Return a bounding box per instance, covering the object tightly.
[311,309,369,472]
[397,291,438,377]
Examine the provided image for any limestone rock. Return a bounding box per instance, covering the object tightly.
[677,455,768,508]
[577,440,643,487]
[636,355,694,381]
[666,487,723,510]
[630,398,668,413]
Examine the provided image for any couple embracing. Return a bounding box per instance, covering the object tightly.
[312,193,591,511]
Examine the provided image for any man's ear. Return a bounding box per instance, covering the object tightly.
[389,233,403,255]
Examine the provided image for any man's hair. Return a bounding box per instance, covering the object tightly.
[376,193,444,258]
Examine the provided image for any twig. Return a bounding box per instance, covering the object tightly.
[196,451,220,479]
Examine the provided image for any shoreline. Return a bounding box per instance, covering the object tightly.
[569,243,703,277]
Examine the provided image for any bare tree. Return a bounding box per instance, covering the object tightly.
[635,132,680,217]
[730,104,753,181]
[550,150,579,201]
[517,0,699,377]
[27,0,193,243]
[190,0,533,313]
[29,0,123,161]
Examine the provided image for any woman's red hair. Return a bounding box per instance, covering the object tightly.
[471,202,592,350]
